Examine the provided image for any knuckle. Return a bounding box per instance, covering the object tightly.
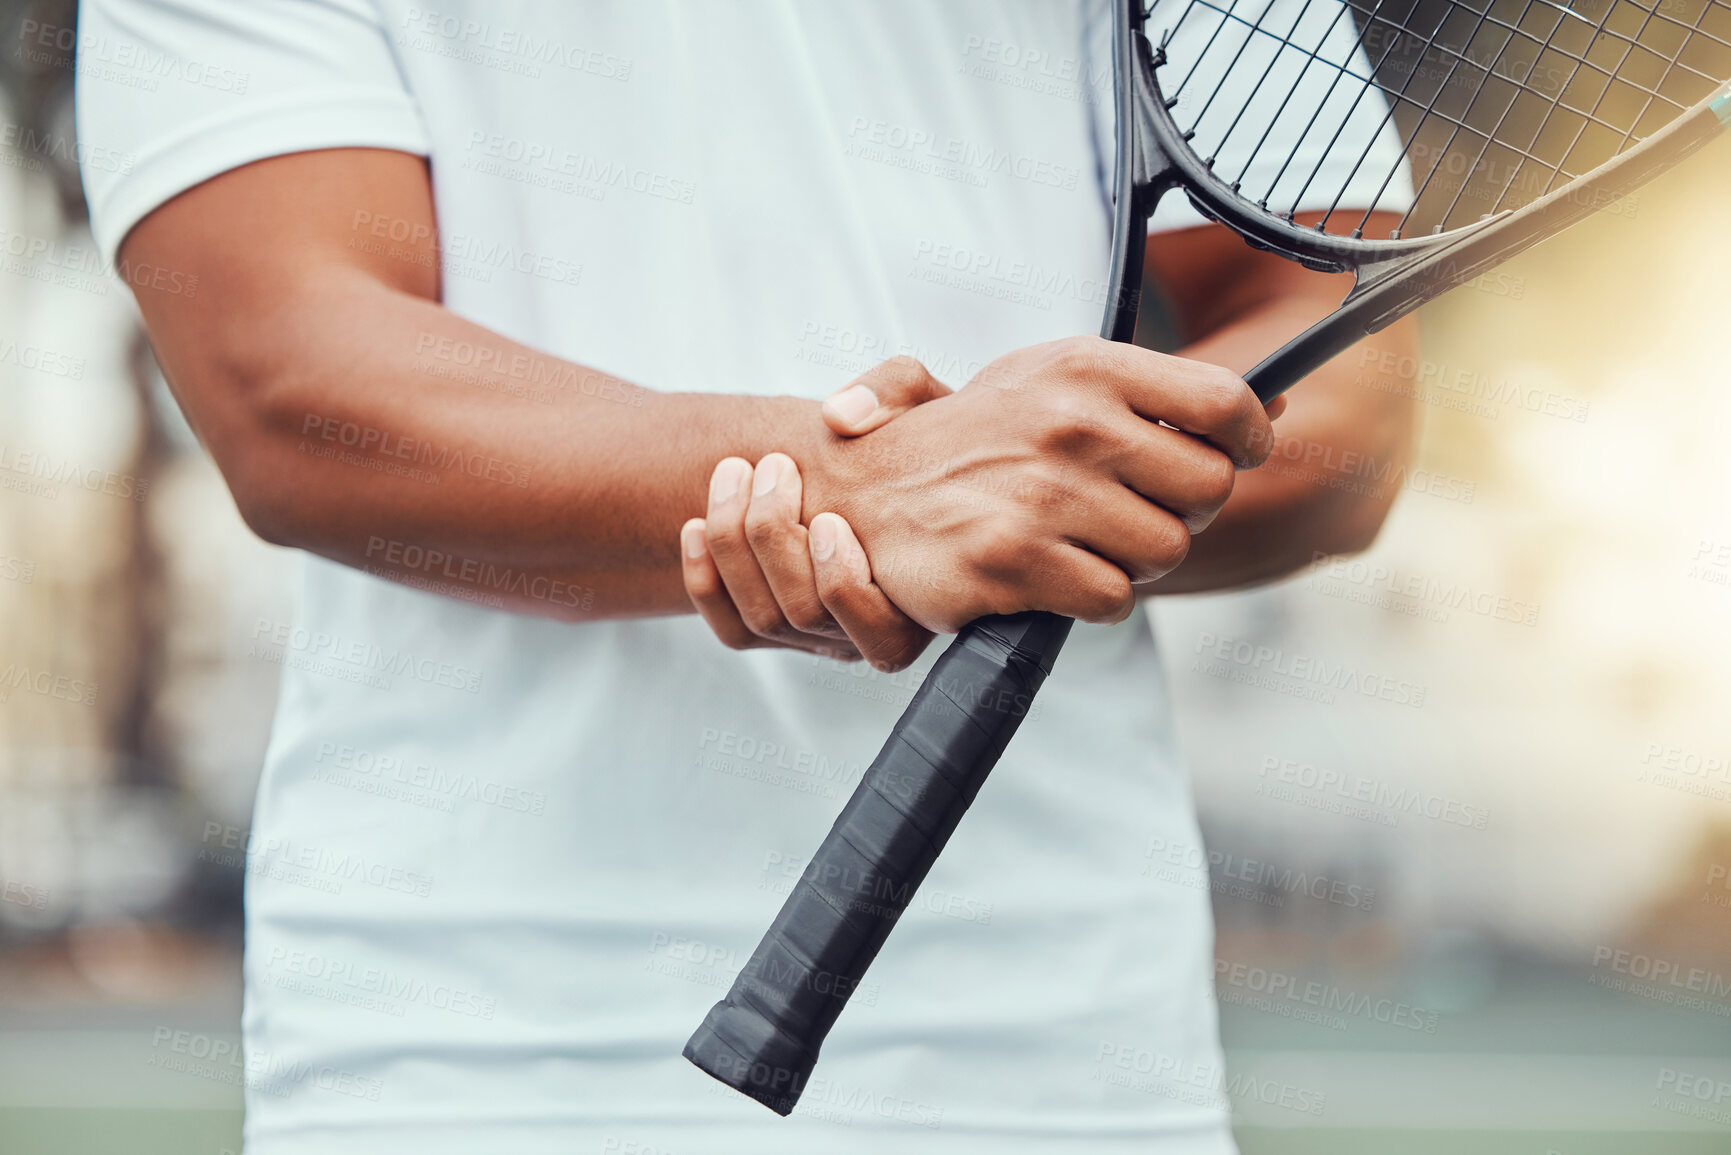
[1194,365,1250,427]
[812,560,852,603]
[1055,333,1108,369]
[742,512,782,552]
[1151,518,1193,572]
[973,522,1037,579]
[704,515,747,555]
[1197,450,1237,506]
[739,605,789,642]
[717,627,758,652]
[683,567,720,601]
[869,649,914,675]
[1242,420,1277,465]
[1078,570,1134,623]
[874,628,929,674]
[1035,391,1104,450]
[785,600,831,635]
[883,354,929,383]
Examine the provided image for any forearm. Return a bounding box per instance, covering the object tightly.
[1146,301,1418,595]
[159,269,827,621]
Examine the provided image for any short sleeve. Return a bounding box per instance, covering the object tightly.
[75,0,431,266]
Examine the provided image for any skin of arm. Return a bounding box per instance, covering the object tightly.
[1141,215,1419,593]
[683,216,1420,659]
[121,148,834,621]
[121,146,1271,642]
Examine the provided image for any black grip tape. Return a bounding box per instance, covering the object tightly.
[683,611,1072,1114]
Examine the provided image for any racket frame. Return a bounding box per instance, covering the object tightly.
[1112,0,1731,398]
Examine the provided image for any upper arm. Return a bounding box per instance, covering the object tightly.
[76,0,436,475]
[1143,220,1361,349]
[1143,218,1420,560]
[120,148,440,475]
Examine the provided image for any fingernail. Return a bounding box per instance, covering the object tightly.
[752,454,783,497]
[809,513,837,562]
[709,459,747,506]
[825,384,879,426]
[682,521,707,559]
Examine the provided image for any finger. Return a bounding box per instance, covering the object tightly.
[809,513,935,673]
[684,517,859,660]
[743,454,846,641]
[1265,394,1288,421]
[971,533,1144,625]
[703,457,797,642]
[1016,477,1195,586]
[681,516,761,648]
[1105,419,1240,532]
[1037,542,1143,625]
[1096,341,1275,470]
[822,355,954,437]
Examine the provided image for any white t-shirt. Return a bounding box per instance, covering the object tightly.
[77,4,1396,1152]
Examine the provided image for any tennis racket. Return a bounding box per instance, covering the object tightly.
[687,0,1731,1114]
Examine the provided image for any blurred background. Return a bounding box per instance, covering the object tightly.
[0,0,1728,1152]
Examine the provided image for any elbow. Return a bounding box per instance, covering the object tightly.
[191,333,325,550]
[1310,490,1398,561]
[227,451,303,548]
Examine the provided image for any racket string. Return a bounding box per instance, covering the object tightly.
[1142,0,1731,235]
[1433,0,1592,222]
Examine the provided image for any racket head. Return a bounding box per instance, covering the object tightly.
[1135,0,1731,243]
[1104,0,1731,366]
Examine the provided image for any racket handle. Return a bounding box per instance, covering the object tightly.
[683,610,1073,1114]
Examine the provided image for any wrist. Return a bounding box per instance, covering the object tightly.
[759,395,851,526]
